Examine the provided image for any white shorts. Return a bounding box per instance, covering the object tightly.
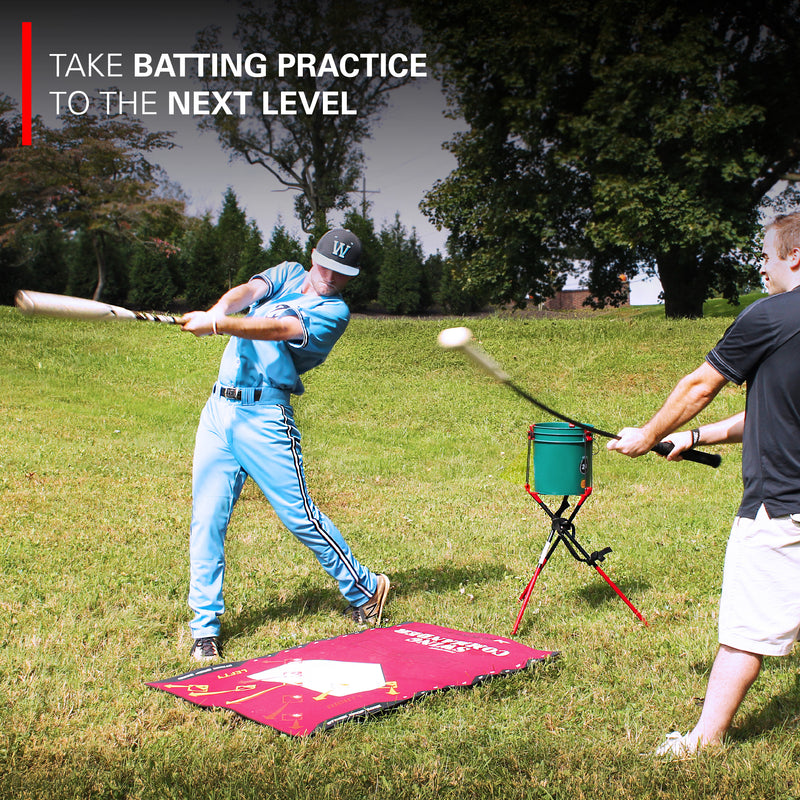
[719,504,800,656]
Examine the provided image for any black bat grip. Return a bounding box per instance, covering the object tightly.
[651,441,722,468]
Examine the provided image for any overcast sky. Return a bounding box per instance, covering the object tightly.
[2,1,663,303]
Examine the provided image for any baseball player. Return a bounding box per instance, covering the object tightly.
[180,228,390,661]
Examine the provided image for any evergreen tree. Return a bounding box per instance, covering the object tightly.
[180,214,223,309]
[1,226,70,304]
[128,204,186,309]
[263,222,306,268]
[211,189,268,286]
[420,252,444,311]
[128,244,178,310]
[235,219,269,284]
[377,215,425,315]
[340,211,380,311]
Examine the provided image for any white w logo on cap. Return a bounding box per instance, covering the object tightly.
[332,241,352,258]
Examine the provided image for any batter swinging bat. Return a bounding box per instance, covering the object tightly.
[437,326,722,468]
[15,290,181,324]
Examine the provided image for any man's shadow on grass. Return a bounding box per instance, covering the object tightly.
[684,655,800,744]
[222,561,509,640]
[693,663,800,745]
[735,677,800,742]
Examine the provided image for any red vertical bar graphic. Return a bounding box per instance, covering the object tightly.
[22,22,32,146]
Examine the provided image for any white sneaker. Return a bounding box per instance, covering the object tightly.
[654,731,697,758]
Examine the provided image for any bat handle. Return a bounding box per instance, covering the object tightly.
[651,441,721,468]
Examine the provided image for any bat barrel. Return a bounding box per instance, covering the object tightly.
[14,290,179,324]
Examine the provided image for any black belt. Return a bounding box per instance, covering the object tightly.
[216,386,262,401]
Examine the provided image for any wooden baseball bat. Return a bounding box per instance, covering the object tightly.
[14,290,181,324]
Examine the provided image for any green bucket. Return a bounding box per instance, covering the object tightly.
[532,422,592,495]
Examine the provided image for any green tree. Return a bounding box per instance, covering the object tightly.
[0,110,182,301]
[416,0,800,317]
[0,96,29,303]
[262,222,306,268]
[195,0,419,233]
[128,246,177,310]
[180,214,223,309]
[418,38,586,309]
[340,210,380,312]
[216,188,266,285]
[419,251,443,311]
[65,229,132,305]
[377,214,425,315]
[434,255,487,314]
[127,209,185,309]
[0,96,74,303]
[0,227,71,304]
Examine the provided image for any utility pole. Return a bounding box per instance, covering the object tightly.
[349,176,379,217]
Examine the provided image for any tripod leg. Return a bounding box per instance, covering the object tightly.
[553,516,648,627]
[518,533,559,601]
[592,563,649,626]
[512,536,560,635]
[566,487,592,525]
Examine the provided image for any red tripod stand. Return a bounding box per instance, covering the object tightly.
[511,427,648,636]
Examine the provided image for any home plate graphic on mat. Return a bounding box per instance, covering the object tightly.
[148,623,556,736]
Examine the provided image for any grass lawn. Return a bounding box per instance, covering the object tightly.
[2,297,799,800]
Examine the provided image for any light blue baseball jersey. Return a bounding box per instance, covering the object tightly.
[216,261,350,396]
[189,259,375,639]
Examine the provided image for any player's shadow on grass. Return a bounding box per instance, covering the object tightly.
[389,562,508,596]
[222,562,508,639]
[224,586,346,638]
[683,656,800,744]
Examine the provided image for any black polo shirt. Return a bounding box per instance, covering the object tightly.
[706,286,800,518]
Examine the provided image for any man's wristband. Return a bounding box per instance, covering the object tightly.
[690,428,701,449]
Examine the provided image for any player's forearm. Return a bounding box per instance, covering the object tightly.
[215,314,303,341]
[639,363,727,448]
[642,367,724,447]
[608,362,730,458]
[693,412,745,446]
[210,283,264,316]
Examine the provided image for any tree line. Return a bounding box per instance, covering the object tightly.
[0,102,476,316]
[4,1,800,317]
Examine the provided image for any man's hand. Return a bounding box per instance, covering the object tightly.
[606,427,655,458]
[179,310,221,337]
[658,430,695,461]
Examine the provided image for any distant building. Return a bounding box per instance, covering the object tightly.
[541,274,630,311]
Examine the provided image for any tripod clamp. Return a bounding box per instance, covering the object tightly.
[545,508,612,567]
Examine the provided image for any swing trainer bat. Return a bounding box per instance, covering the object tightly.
[437,326,721,468]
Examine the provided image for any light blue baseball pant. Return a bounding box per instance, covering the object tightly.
[188,389,377,638]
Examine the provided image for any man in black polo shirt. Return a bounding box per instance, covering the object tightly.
[608,212,800,756]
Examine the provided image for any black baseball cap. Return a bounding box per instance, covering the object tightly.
[312,228,361,276]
